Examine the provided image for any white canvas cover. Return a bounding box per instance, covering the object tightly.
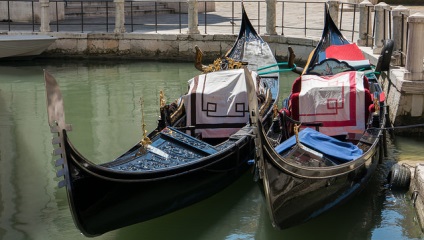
[183,69,260,138]
[299,71,366,136]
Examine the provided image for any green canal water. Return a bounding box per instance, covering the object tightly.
[0,59,423,240]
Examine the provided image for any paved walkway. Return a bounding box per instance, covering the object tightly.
[1,1,423,41]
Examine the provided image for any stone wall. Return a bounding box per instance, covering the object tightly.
[35,32,317,64]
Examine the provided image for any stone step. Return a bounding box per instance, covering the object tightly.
[64,2,174,17]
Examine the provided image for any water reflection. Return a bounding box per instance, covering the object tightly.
[0,60,422,240]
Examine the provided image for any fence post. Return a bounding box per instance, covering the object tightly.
[187,0,200,34]
[114,0,126,33]
[373,2,389,54]
[357,0,373,46]
[391,5,409,66]
[404,13,424,81]
[266,0,277,35]
[39,0,51,32]
[327,1,340,27]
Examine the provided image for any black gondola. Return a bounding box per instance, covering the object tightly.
[253,7,388,229]
[44,5,279,237]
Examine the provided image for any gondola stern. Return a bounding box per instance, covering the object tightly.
[226,2,261,59]
[304,5,350,73]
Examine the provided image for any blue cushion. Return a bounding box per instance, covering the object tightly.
[275,128,363,163]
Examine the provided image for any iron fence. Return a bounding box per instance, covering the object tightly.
[0,1,358,37]
[0,0,409,62]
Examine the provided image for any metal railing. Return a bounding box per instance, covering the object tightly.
[0,0,412,66]
[0,0,359,38]
[339,2,357,42]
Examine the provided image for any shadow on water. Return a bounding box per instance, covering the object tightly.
[113,172,259,240]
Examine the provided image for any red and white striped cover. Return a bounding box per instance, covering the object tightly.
[298,71,366,136]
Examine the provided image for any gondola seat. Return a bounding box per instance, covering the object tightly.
[275,127,363,163]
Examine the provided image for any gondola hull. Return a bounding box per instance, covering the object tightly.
[259,127,382,229]
[255,5,387,230]
[63,131,253,235]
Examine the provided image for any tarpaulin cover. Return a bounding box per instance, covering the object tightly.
[183,69,261,138]
[275,127,363,163]
[298,71,366,136]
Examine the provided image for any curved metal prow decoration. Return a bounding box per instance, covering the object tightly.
[44,70,72,189]
[44,70,72,132]
[194,45,247,73]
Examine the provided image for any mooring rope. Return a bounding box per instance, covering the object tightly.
[258,63,296,75]
[369,123,424,130]
[257,62,290,71]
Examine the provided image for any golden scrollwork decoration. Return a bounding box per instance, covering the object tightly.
[137,97,152,156]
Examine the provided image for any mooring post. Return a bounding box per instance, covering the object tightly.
[357,0,373,47]
[114,0,126,33]
[373,2,390,54]
[187,0,200,34]
[404,13,424,81]
[391,6,410,66]
[266,0,277,35]
[327,1,340,27]
[39,0,51,32]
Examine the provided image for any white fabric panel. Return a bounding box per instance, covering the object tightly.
[299,71,366,136]
[183,69,259,138]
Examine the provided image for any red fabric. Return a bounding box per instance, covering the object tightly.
[289,92,300,121]
[291,76,302,94]
[280,108,291,117]
[297,71,359,128]
[379,92,386,102]
[363,76,370,90]
[325,43,366,61]
[288,71,374,135]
